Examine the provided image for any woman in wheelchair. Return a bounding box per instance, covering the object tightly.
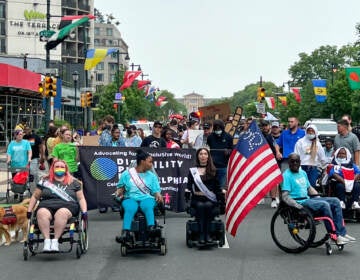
[115,149,163,242]
[186,147,223,244]
[282,153,356,245]
[328,147,360,210]
[27,159,87,252]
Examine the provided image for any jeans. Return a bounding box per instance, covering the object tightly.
[122,198,156,230]
[302,197,346,236]
[216,168,227,188]
[334,181,360,205]
[301,165,319,187]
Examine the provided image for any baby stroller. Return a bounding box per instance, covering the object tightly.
[6,166,32,203]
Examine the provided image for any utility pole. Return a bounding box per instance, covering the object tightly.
[44,0,51,130]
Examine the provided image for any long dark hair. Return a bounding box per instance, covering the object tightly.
[195,148,216,177]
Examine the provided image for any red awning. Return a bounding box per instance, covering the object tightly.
[0,63,41,92]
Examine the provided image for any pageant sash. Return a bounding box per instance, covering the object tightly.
[129,167,151,194]
[38,179,76,202]
[190,167,217,202]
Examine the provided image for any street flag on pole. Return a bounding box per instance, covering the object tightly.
[278,96,287,106]
[137,80,151,90]
[290,87,302,103]
[46,15,95,51]
[264,97,275,109]
[226,121,282,236]
[312,79,327,103]
[345,67,360,90]
[119,71,141,91]
[84,48,117,70]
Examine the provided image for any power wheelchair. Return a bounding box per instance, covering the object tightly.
[185,191,226,249]
[270,200,346,255]
[114,197,167,256]
[23,211,88,260]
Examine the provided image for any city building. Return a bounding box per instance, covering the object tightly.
[176,92,216,115]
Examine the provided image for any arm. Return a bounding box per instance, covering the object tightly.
[282,191,303,209]
[354,150,360,166]
[27,188,42,213]
[307,186,319,196]
[76,190,87,213]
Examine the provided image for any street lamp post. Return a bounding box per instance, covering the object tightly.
[130,63,141,71]
[116,51,130,123]
[72,71,79,128]
[22,53,29,69]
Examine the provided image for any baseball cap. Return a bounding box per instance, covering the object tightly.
[203,122,211,129]
[272,121,280,127]
[153,120,162,127]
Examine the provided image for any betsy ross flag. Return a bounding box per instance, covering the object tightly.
[84,48,117,70]
[226,121,282,236]
[119,71,141,91]
[345,67,360,90]
[46,15,95,50]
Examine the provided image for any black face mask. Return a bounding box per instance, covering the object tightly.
[127,129,132,135]
[104,125,111,130]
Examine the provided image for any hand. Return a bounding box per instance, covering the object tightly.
[27,212,32,219]
[155,193,163,204]
[81,211,88,221]
[116,188,124,198]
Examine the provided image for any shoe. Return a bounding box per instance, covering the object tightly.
[205,234,213,243]
[99,207,108,214]
[344,234,356,242]
[352,202,360,209]
[340,201,346,209]
[51,239,59,252]
[271,199,278,208]
[111,206,120,212]
[336,235,349,245]
[275,197,280,204]
[117,230,130,243]
[43,239,51,252]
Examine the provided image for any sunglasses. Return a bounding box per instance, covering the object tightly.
[289,159,300,163]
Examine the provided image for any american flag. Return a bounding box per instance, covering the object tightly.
[226,121,283,236]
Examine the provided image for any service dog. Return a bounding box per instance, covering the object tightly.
[0,198,30,246]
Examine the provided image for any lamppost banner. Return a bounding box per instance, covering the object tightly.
[79,147,196,212]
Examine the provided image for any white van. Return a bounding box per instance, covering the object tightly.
[303,118,337,145]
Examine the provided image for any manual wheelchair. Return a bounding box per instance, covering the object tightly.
[270,200,346,255]
[185,192,226,249]
[114,197,167,256]
[23,211,88,260]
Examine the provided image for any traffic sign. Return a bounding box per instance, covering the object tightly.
[115,92,122,100]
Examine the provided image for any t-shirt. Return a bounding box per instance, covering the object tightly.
[276,128,305,159]
[282,168,310,204]
[6,139,31,168]
[117,169,161,201]
[23,133,42,159]
[141,135,166,148]
[51,142,78,172]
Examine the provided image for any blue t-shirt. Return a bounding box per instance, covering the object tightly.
[282,168,310,204]
[277,128,305,159]
[117,169,161,201]
[6,139,31,168]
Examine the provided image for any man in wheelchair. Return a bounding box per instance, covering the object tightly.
[282,153,356,246]
[185,147,225,247]
[115,149,164,245]
[27,159,87,253]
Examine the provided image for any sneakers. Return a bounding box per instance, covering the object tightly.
[43,239,51,252]
[271,199,278,208]
[344,234,356,242]
[336,235,349,245]
[352,201,360,209]
[51,239,59,252]
[340,201,346,209]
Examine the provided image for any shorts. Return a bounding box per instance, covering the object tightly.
[38,199,80,217]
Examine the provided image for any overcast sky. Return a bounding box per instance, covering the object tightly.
[94,0,359,99]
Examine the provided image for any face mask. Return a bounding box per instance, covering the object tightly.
[104,125,111,130]
[336,158,346,164]
[127,129,132,135]
[306,134,316,140]
[214,130,222,135]
[54,168,66,177]
[194,125,199,130]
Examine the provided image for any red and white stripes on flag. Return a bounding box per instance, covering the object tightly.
[264,97,275,109]
[290,87,302,103]
[334,166,355,192]
[226,121,283,236]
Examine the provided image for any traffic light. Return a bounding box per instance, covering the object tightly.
[80,93,86,107]
[38,81,44,96]
[44,75,57,97]
[86,92,93,107]
[257,87,266,102]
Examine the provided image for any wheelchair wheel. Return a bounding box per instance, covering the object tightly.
[80,219,88,253]
[309,220,329,248]
[23,243,29,261]
[76,244,81,259]
[160,239,167,256]
[120,244,127,256]
[271,206,316,253]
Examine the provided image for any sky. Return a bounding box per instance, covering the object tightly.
[94,0,359,99]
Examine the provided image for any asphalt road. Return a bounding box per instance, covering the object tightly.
[1,204,360,280]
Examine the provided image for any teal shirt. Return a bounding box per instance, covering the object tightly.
[7,139,31,168]
[282,168,310,204]
[117,169,160,201]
